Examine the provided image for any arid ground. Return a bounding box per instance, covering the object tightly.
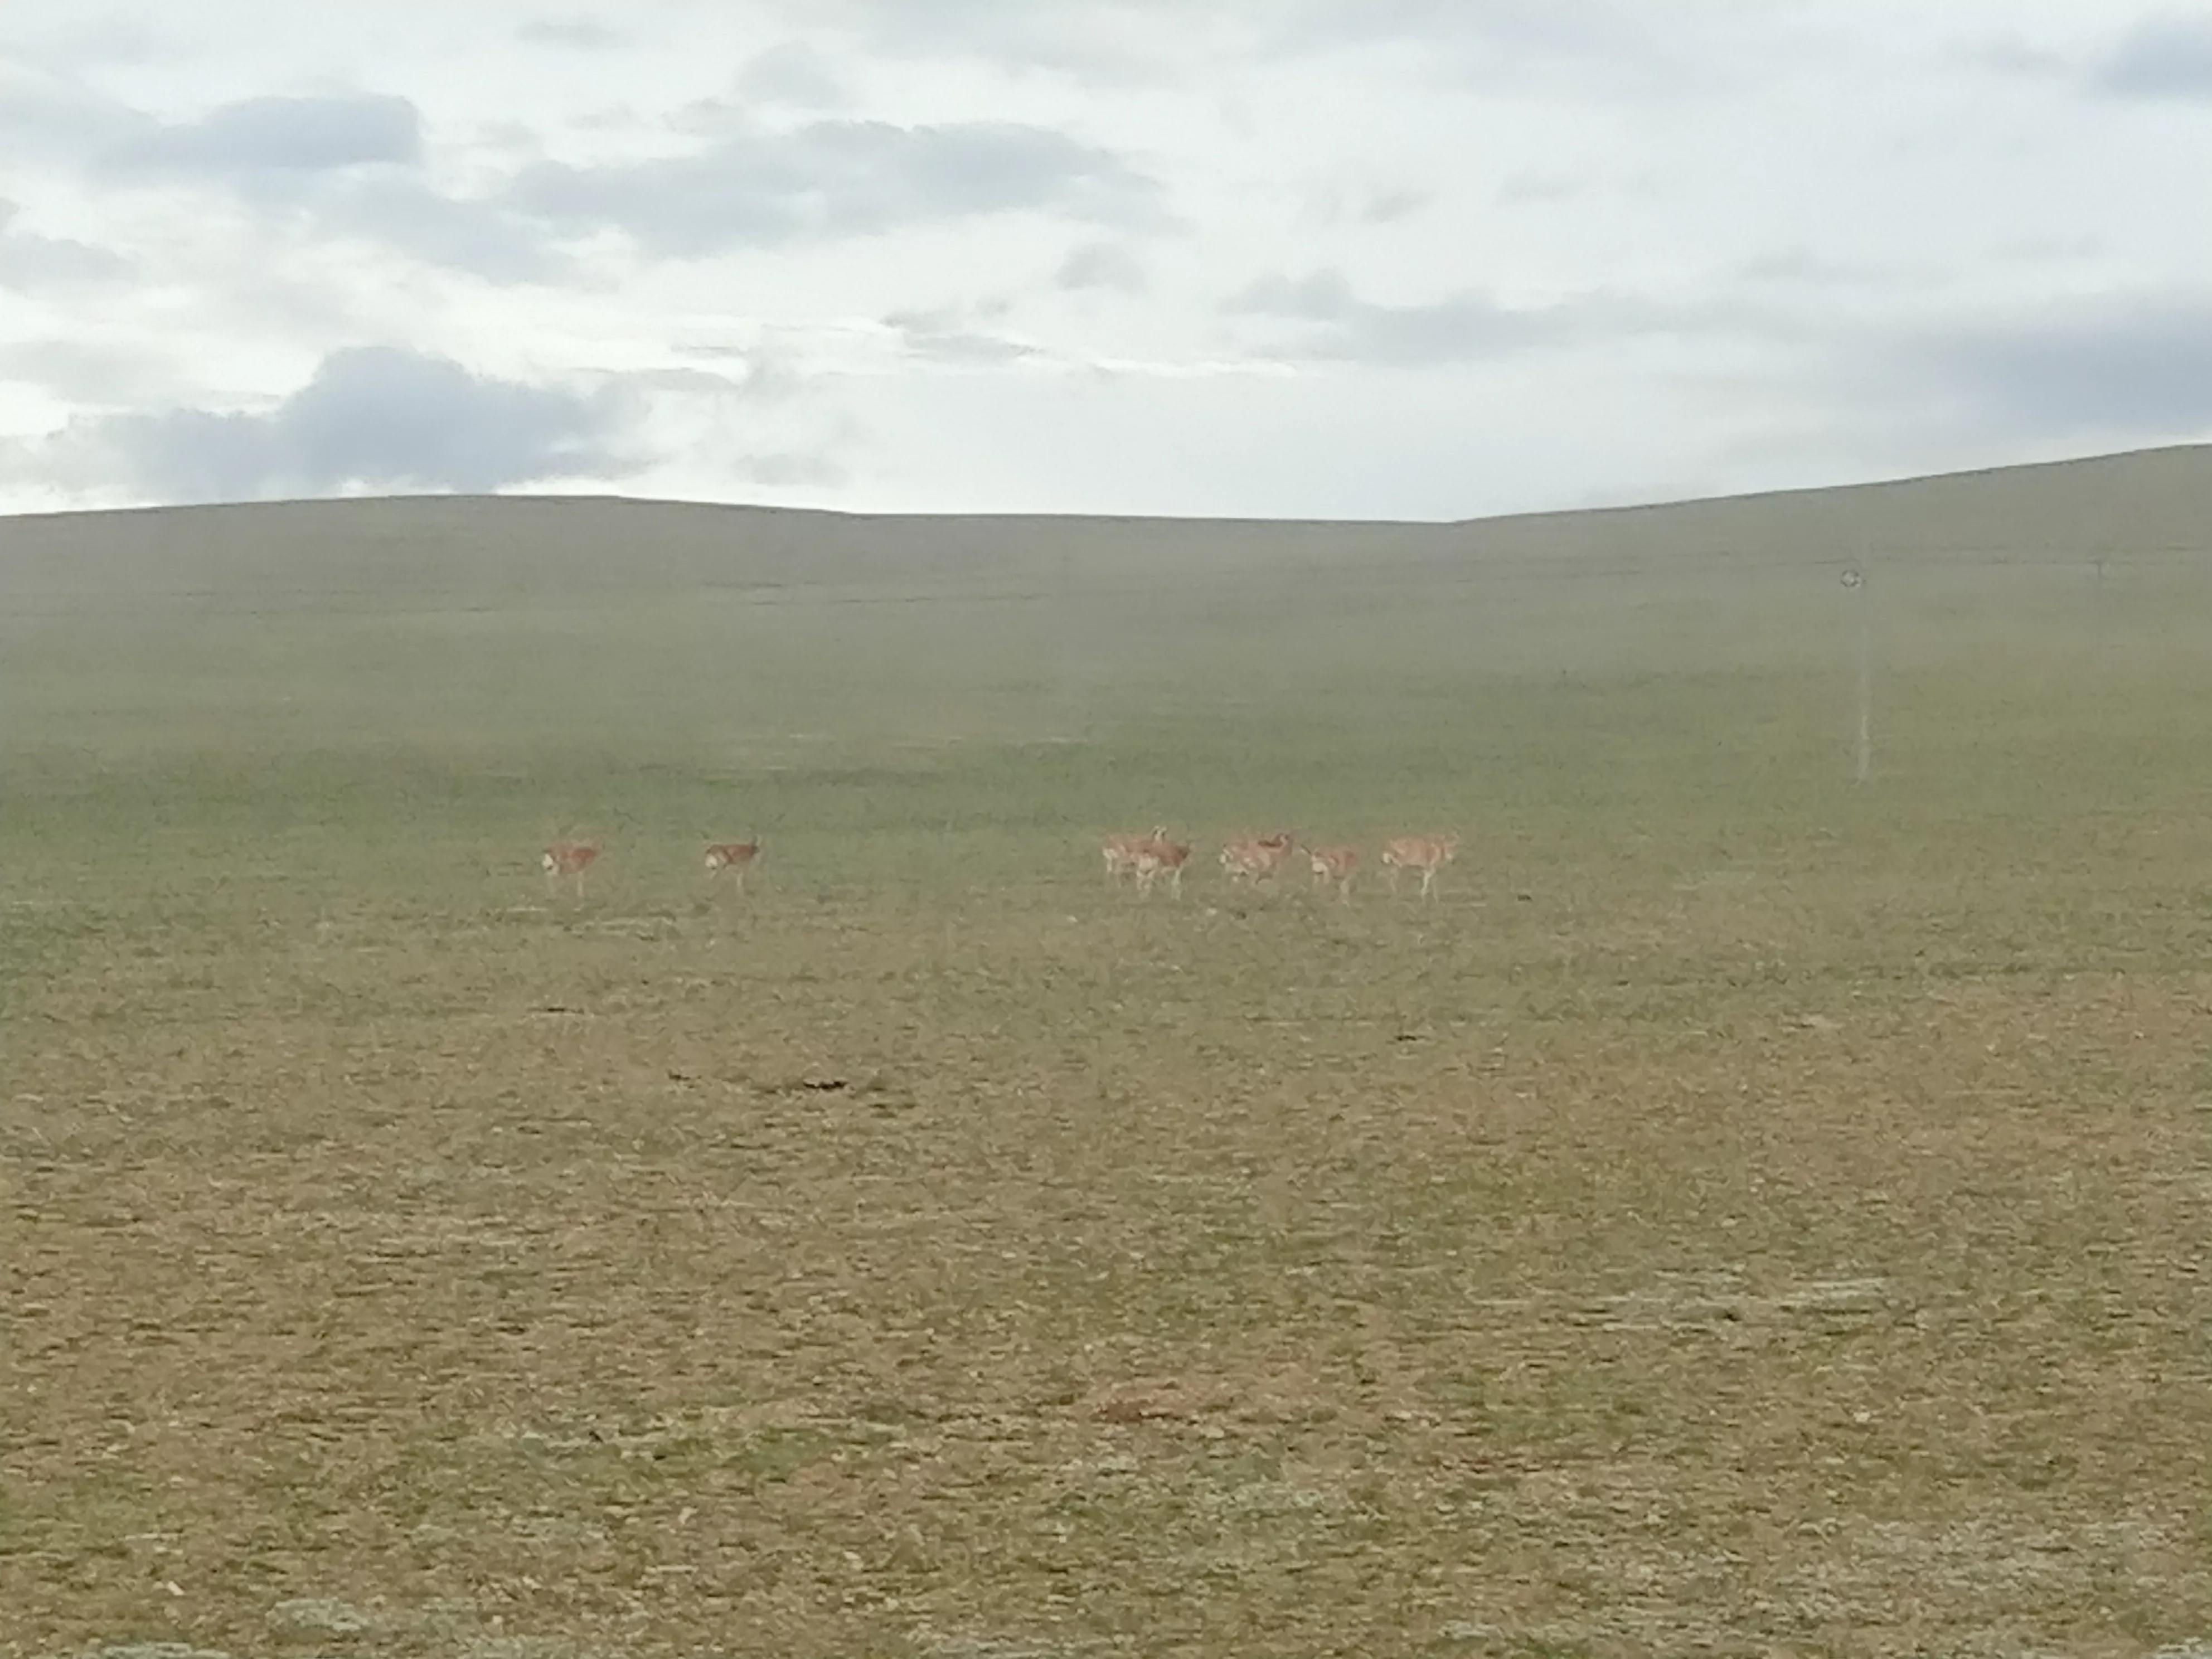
[4,454,2211,1656]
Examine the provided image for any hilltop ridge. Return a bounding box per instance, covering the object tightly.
[2,443,2210,610]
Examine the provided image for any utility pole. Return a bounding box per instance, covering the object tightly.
[1842,565,1870,785]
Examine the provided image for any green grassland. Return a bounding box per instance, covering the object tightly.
[3,449,2211,1657]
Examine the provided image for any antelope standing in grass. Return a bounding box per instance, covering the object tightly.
[1103,827,1168,884]
[704,840,761,892]
[1131,832,1191,899]
[1380,833,1457,900]
[542,838,601,899]
[1219,831,1297,886]
[1307,843,1359,903]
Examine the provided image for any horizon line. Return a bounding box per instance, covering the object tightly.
[2,439,2205,533]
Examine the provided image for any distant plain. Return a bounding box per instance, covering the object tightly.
[4,449,2211,1656]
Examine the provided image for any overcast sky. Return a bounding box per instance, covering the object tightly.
[2,1,2209,520]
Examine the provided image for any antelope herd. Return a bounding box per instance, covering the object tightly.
[1112,828,1456,903]
[537,827,1456,904]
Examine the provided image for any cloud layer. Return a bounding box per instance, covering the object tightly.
[506,118,1162,255]
[2,2,2209,518]
[104,93,424,176]
[23,348,629,501]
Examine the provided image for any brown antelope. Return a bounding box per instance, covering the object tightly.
[1131,832,1191,899]
[1103,826,1168,884]
[542,838,601,898]
[1307,843,1359,902]
[704,840,761,891]
[1380,833,1458,900]
[1219,831,1297,886]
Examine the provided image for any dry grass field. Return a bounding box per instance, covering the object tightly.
[4,451,2212,1657]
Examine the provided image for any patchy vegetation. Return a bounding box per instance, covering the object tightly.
[5,464,2212,1655]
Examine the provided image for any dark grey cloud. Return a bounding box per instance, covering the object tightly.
[1056,239,1147,294]
[24,347,632,502]
[1912,297,2212,438]
[507,118,1163,255]
[517,17,628,48]
[2095,17,2212,100]
[0,200,131,289]
[56,85,561,284]
[104,94,424,176]
[3,76,567,285]
[1231,269,1569,364]
[7,79,1158,286]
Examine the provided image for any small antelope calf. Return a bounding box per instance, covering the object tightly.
[1380,833,1458,900]
[542,838,601,898]
[1131,832,1191,899]
[1220,831,1297,885]
[1307,843,1359,902]
[704,840,762,891]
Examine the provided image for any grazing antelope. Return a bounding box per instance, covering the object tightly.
[1307,843,1359,902]
[1131,832,1191,899]
[542,838,601,898]
[1103,826,1168,884]
[1380,833,1458,900]
[1219,831,1297,886]
[704,840,761,891]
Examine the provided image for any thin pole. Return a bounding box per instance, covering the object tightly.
[1855,594,1873,786]
[1842,559,1870,784]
